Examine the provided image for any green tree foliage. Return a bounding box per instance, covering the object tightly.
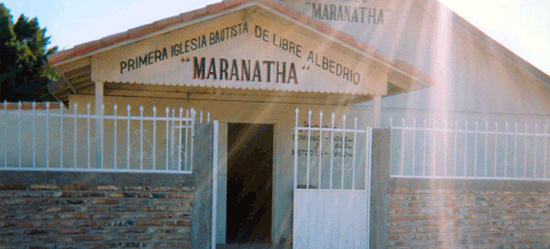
[0,3,58,102]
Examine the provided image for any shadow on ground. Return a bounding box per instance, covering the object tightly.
[217,243,292,249]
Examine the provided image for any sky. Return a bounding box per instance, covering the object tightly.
[2,0,549,76]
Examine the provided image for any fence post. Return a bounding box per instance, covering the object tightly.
[18,102,22,168]
[211,120,218,249]
[3,100,6,168]
[370,128,391,249]
[95,82,104,169]
[191,121,215,249]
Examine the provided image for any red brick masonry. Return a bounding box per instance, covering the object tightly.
[0,184,195,249]
[387,188,550,248]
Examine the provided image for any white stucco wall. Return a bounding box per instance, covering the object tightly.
[282,0,550,117]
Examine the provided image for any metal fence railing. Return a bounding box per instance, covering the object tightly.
[294,108,373,190]
[1,101,209,174]
[390,117,550,181]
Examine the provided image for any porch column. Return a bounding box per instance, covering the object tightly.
[372,94,382,128]
[95,82,104,115]
[95,82,104,168]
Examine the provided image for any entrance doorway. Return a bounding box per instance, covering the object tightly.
[226,123,273,244]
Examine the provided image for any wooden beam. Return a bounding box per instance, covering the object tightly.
[64,66,91,79]
[387,71,412,91]
[55,67,77,94]
[58,57,91,73]
[104,89,364,105]
[71,77,92,86]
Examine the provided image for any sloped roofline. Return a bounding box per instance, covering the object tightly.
[48,0,433,86]
[447,7,550,85]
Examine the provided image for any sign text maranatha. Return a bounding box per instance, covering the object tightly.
[192,57,298,84]
[306,1,384,25]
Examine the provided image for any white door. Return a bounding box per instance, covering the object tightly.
[292,109,372,249]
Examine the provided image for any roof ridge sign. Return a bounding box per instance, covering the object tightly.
[306,1,385,25]
[92,5,388,96]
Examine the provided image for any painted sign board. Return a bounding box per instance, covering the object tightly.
[92,10,388,96]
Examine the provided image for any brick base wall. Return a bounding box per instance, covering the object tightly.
[387,188,550,248]
[0,183,195,249]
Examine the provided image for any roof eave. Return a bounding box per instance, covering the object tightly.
[48,0,433,98]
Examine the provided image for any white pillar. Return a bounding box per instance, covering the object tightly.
[95,82,104,168]
[95,82,104,115]
[372,94,382,128]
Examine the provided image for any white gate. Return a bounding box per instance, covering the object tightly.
[293,108,372,249]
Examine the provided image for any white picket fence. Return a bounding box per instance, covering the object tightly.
[0,101,209,174]
[390,117,550,181]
